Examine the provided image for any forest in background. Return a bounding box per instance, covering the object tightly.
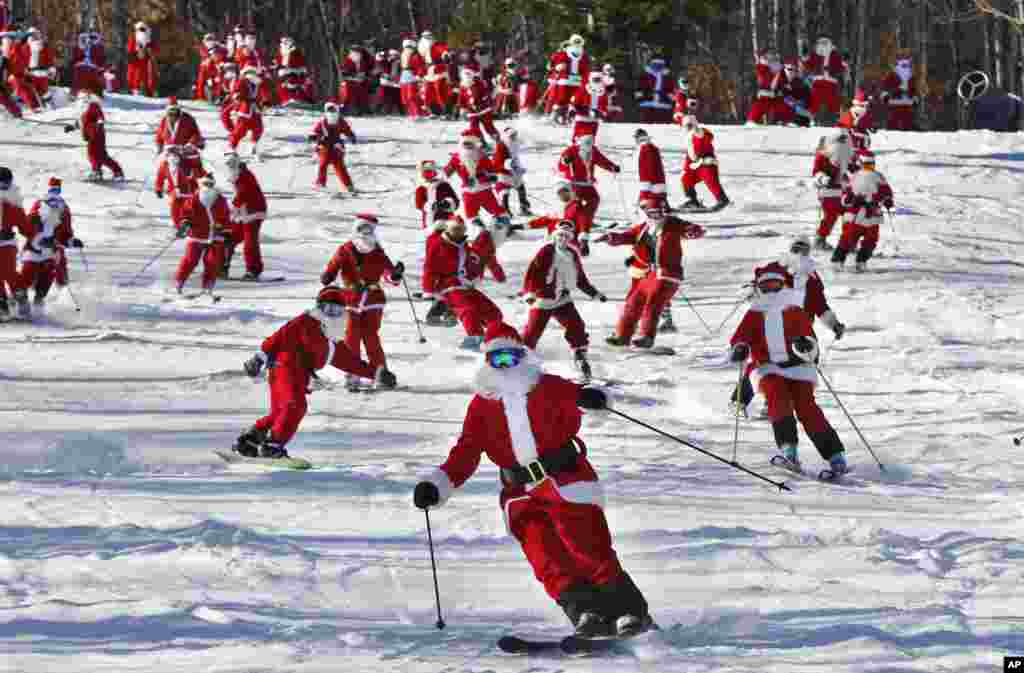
[6,0,1024,129]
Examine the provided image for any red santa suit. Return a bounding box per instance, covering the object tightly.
[399,42,426,119]
[517,67,540,114]
[422,226,503,338]
[194,48,226,101]
[309,113,356,190]
[0,181,27,305]
[672,89,699,124]
[571,76,610,141]
[75,94,124,179]
[801,39,848,117]
[458,73,500,141]
[2,35,38,111]
[833,158,893,267]
[126,23,158,96]
[275,43,314,105]
[252,310,379,445]
[320,231,400,371]
[493,68,517,116]
[681,123,726,203]
[415,170,459,230]
[419,36,451,114]
[444,134,507,220]
[225,162,267,277]
[635,138,666,205]
[72,32,105,95]
[527,196,587,244]
[227,76,264,151]
[175,186,230,291]
[339,46,372,113]
[635,59,674,124]
[154,153,204,226]
[18,192,73,300]
[521,237,600,352]
[550,44,591,115]
[747,53,790,124]
[557,141,619,234]
[880,60,917,131]
[155,108,204,155]
[837,90,874,153]
[600,214,703,342]
[20,33,55,109]
[812,134,851,244]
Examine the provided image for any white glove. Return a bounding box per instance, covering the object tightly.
[792,336,819,363]
[815,173,831,188]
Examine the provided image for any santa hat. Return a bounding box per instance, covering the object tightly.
[46,177,61,195]
[354,213,379,230]
[317,285,349,307]
[483,321,524,353]
[753,261,791,286]
[460,128,483,147]
[166,96,180,112]
[851,88,869,108]
[858,149,876,165]
[135,22,149,31]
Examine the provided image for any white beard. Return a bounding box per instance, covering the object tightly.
[752,287,802,311]
[418,40,432,59]
[586,84,605,97]
[311,308,348,342]
[352,236,376,254]
[472,352,543,400]
[29,39,43,54]
[460,151,478,175]
[135,31,150,47]
[782,253,815,280]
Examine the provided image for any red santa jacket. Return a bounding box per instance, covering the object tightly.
[155,112,204,153]
[310,118,355,148]
[517,76,539,112]
[275,48,308,79]
[672,91,699,123]
[79,100,106,143]
[458,79,493,118]
[571,87,609,126]
[423,232,488,295]
[557,145,617,188]
[155,160,204,199]
[636,141,666,202]
[880,72,917,107]
[811,151,844,198]
[527,198,587,237]
[321,241,398,312]
[604,217,704,283]
[415,180,459,229]
[424,373,601,508]
[550,50,591,89]
[522,242,598,309]
[400,49,426,82]
[22,197,73,263]
[801,50,847,84]
[754,63,785,98]
[229,166,267,223]
[422,43,450,82]
[841,169,893,226]
[604,75,623,119]
[730,292,817,388]
[684,127,718,171]
[22,40,55,79]
[259,312,376,381]
[0,187,27,249]
[444,153,498,195]
[236,47,268,71]
[126,33,158,67]
[194,53,224,100]
[838,111,874,152]
[181,191,231,242]
[471,228,506,283]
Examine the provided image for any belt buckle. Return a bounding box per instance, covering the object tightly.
[525,460,547,483]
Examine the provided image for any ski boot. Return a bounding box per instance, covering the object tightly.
[517,186,532,216]
[631,335,655,349]
[13,289,30,319]
[84,170,103,182]
[344,374,361,393]
[257,437,288,459]
[558,582,613,637]
[575,612,613,638]
[242,271,261,281]
[828,451,849,476]
[658,308,677,333]
[854,261,867,273]
[574,350,592,382]
[605,335,629,347]
[425,299,450,326]
[0,295,9,322]
[678,187,703,212]
[710,195,731,212]
[814,235,833,251]
[112,173,126,183]
[595,572,651,636]
[233,426,267,457]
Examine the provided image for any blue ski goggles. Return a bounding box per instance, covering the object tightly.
[486,347,526,369]
[319,301,346,317]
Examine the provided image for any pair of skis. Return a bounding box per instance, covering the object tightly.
[770,454,846,482]
[498,627,653,655]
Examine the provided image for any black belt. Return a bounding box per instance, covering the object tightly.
[501,438,581,486]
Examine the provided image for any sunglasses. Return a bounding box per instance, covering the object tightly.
[790,243,810,255]
[319,302,346,317]
[486,347,526,369]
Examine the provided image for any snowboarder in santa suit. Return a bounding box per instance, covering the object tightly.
[421,198,460,327]
[412,322,653,637]
[173,174,229,295]
[571,71,610,141]
[521,220,606,381]
[16,177,83,317]
[811,131,853,251]
[418,31,451,118]
[678,115,729,212]
[557,134,620,238]
[222,152,267,280]
[0,166,28,321]
[832,150,893,273]
[308,101,357,193]
[635,57,675,124]
[729,263,848,476]
[596,199,704,349]
[880,54,917,131]
[126,21,158,96]
[237,285,398,458]
[422,214,504,350]
[491,126,532,217]
[154,145,205,229]
[64,89,125,182]
[800,36,848,125]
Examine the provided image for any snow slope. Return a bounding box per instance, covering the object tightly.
[1,94,1022,672]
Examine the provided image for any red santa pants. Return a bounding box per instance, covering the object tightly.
[127,59,156,96]
[572,120,599,141]
[507,481,624,600]
[87,133,123,176]
[466,111,500,140]
[573,186,600,232]
[445,287,502,337]
[228,220,263,276]
[816,196,843,238]
[18,256,67,296]
[682,165,725,201]
[0,90,22,118]
[229,116,264,149]
[175,240,224,290]
[617,275,678,340]
[345,307,386,369]
[462,189,506,220]
[554,83,580,109]
[522,302,589,351]
[759,375,828,434]
[72,65,103,95]
[638,107,672,124]
[747,97,791,124]
[254,364,309,445]
[220,104,235,133]
[887,105,914,131]
[316,147,353,189]
[424,79,450,110]
[278,78,314,105]
[9,75,40,110]
[837,222,880,258]
[400,83,423,118]
[0,246,19,297]
[810,79,841,116]
[29,75,50,103]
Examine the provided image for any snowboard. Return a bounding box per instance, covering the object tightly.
[223,275,286,284]
[213,449,312,470]
[619,345,676,357]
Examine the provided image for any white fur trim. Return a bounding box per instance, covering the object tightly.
[485,337,523,353]
[751,363,817,389]
[502,393,539,465]
[424,467,455,506]
[502,494,531,533]
[763,304,789,364]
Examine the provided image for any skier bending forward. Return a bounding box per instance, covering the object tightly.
[413,322,653,637]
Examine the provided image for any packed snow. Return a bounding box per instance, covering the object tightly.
[1,94,1023,672]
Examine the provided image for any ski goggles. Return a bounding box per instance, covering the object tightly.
[790,240,810,255]
[486,347,526,369]
[319,301,346,317]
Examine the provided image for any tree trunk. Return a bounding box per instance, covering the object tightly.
[915,0,928,129]
[750,0,760,55]
[110,0,128,91]
[795,0,807,60]
[742,0,753,119]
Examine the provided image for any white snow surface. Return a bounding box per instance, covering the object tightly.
[1,94,1023,672]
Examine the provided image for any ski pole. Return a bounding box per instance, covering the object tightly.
[680,292,715,336]
[78,247,91,274]
[815,364,885,471]
[715,292,750,335]
[614,173,632,221]
[424,508,445,630]
[606,407,791,491]
[401,275,427,344]
[64,283,81,312]
[731,363,745,463]
[127,235,178,286]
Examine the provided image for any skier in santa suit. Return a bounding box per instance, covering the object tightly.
[527,182,590,253]
[635,57,675,124]
[417,31,450,117]
[20,28,55,110]
[2,32,40,112]
[557,134,620,238]
[493,59,518,117]
[339,44,371,114]
[155,97,204,157]
[678,115,729,212]
[319,214,403,389]
[64,89,124,182]
[457,67,500,143]
[596,200,703,349]
[671,76,699,124]
[832,150,893,272]
[811,131,853,251]
[467,216,508,284]
[729,263,848,476]
[235,30,267,71]
[173,175,229,295]
[126,21,158,96]
[237,285,398,458]
[521,220,606,379]
[274,36,314,105]
[838,88,874,153]
[601,64,623,121]
[516,65,540,115]
[420,199,460,326]
[491,126,531,217]
[308,101,357,193]
[226,66,265,157]
[16,178,83,316]
[412,322,653,637]
[422,215,504,350]
[398,37,425,119]
[747,49,789,125]
[633,128,666,206]
[444,129,510,225]
[72,28,105,97]
[0,52,21,118]
[571,71,610,141]
[0,166,28,321]
[373,48,403,114]
[781,58,813,127]
[221,152,267,280]
[415,160,459,230]
[549,34,591,123]
[801,37,848,123]
[880,55,917,131]
[154,145,205,229]
[194,44,226,102]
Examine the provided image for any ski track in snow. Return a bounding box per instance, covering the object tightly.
[1,94,1023,672]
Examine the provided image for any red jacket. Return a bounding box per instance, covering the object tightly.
[672,91,699,123]
[522,242,597,309]
[527,198,587,237]
[444,153,498,194]
[811,152,844,198]
[79,101,106,143]
[21,40,55,79]
[155,160,204,199]
[310,118,355,147]
[604,217,704,283]
[517,78,539,112]
[415,180,459,229]
[636,141,666,203]
[754,63,785,98]
[423,232,488,296]
[126,33,158,66]
[550,50,591,89]
[801,50,847,83]
[22,197,73,263]
[571,88,609,124]
[880,72,917,107]
[683,128,718,171]
[155,112,204,153]
[260,312,376,382]
[321,241,398,312]
[557,145,617,188]
[181,192,231,242]
[838,111,874,152]
[229,166,267,223]
[0,188,27,250]
[274,48,308,79]
[471,228,506,283]
[458,80,493,117]
[730,293,817,388]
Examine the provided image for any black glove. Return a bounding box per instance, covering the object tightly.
[833,322,846,340]
[730,343,750,363]
[244,353,267,377]
[577,387,608,410]
[320,271,334,286]
[390,261,405,282]
[39,236,55,250]
[611,164,621,173]
[68,238,84,249]
[413,481,440,509]
[155,190,163,199]
[306,135,318,143]
[623,255,635,268]
[63,124,75,133]
[176,220,191,239]
[376,367,397,389]
[793,336,814,354]
[579,239,590,257]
